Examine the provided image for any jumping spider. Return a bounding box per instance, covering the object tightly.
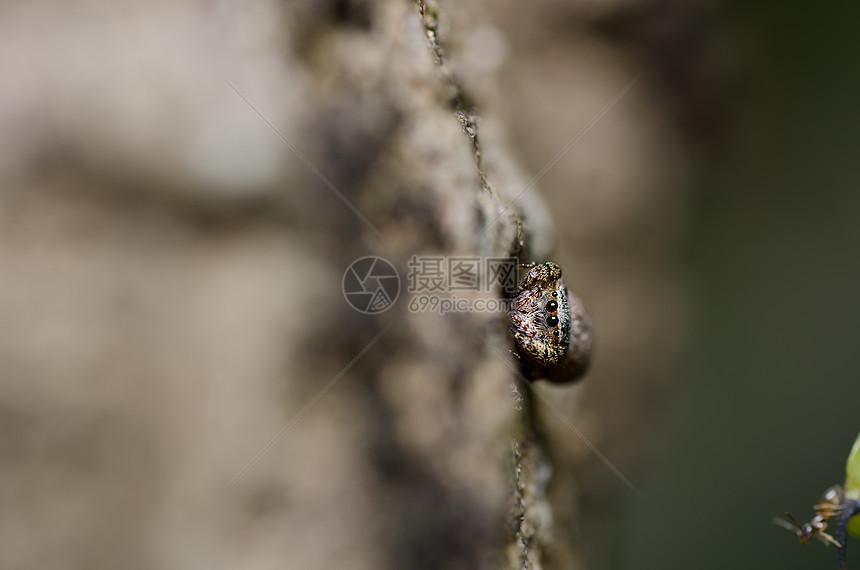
[507,262,593,383]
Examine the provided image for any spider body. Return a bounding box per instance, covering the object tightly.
[507,262,592,383]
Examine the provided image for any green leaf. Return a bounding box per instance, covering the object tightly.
[846,430,860,540]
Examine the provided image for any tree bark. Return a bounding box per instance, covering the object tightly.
[0,1,577,569]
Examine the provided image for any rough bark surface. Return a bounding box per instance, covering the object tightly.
[0,1,577,569]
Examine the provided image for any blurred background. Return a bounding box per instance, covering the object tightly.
[473,1,860,569]
[2,1,859,569]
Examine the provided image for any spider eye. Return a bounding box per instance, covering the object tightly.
[546,314,559,327]
[546,300,558,312]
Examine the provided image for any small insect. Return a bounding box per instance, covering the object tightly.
[777,432,860,570]
[507,262,593,383]
[775,485,846,548]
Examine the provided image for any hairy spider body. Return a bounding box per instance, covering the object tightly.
[507,262,592,383]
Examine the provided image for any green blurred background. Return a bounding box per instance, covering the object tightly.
[626,3,860,569]
[483,0,860,567]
